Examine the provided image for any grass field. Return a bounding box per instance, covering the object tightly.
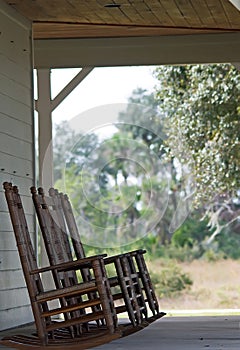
[148,258,240,314]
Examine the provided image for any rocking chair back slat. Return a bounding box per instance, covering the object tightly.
[59,192,86,259]
[3,182,54,344]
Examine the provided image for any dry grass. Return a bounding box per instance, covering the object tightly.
[148,258,240,311]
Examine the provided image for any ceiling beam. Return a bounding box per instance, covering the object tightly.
[32,22,233,40]
[34,33,240,68]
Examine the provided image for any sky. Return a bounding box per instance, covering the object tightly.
[51,66,158,127]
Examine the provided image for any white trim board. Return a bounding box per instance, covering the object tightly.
[34,33,240,68]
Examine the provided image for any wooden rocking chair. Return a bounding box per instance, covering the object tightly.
[56,190,162,320]
[31,186,147,329]
[31,187,165,327]
[2,182,118,346]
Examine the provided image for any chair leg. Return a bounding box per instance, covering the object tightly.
[91,258,117,333]
[135,253,159,315]
[126,254,148,319]
[120,255,143,325]
[113,257,137,327]
[32,302,48,346]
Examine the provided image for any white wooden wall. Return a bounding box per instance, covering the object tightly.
[0,1,35,330]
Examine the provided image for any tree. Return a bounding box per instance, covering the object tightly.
[154,64,240,237]
[117,88,166,158]
[116,88,194,244]
[154,64,240,202]
[53,121,99,181]
[53,88,196,249]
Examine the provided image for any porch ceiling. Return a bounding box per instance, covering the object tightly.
[4,0,240,40]
[3,0,240,68]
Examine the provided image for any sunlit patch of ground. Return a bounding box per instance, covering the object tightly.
[148,259,240,313]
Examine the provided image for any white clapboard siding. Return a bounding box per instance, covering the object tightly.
[0,269,25,290]
[0,229,36,254]
[0,154,33,180]
[0,211,35,234]
[0,11,32,69]
[0,73,32,106]
[0,133,33,161]
[0,54,32,89]
[0,113,33,142]
[0,288,30,312]
[0,191,35,216]
[0,175,34,195]
[0,94,32,125]
[0,306,33,332]
[0,1,35,330]
[0,250,21,271]
[0,230,17,250]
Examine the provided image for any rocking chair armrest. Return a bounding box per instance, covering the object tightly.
[57,254,108,272]
[104,253,124,264]
[104,249,146,264]
[30,254,107,275]
[127,249,147,256]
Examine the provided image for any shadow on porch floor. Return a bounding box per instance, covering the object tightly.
[1,315,240,349]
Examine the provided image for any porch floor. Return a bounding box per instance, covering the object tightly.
[0,315,240,349]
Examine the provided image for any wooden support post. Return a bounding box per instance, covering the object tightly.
[35,66,94,189]
[35,67,94,272]
[36,69,53,190]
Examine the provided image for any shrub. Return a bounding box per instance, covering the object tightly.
[151,263,193,298]
[216,231,240,259]
[172,214,210,248]
[163,242,203,262]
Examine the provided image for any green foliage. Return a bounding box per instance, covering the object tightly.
[163,212,240,261]
[216,231,240,259]
[117,88,195,244]
[199,236,224,261]
[154,64,240,203]
[53,121,99,181]
[172,214,210,248]
[53,88,188,248]
[151,263,193,297]
[157,243,203,262]
[117,88,166,156]
[202,248,224,262]
[53,68,240,254]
